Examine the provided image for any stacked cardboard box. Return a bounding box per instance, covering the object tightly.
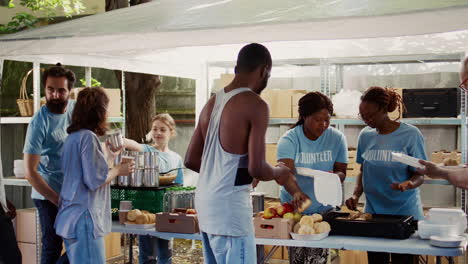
[70,87,122,117]
[15,208,38,264]
[265,144,278,166]
[261,89,308,118]
[347,149,361,177]
[430,150,462,165]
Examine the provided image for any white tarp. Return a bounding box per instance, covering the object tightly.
[1,0,468,78]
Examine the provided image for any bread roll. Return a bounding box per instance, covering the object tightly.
[443,158,459,166]
[311,213,323,222]
[293,223,301,233]
[299,215,314,226]
[315,221,331,233]
[142,210,150,214]
[298,225,315,235]
[298,199,312,213]
[127,209,142,221]
[135,214,147,224]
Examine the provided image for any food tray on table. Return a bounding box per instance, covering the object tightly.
[290,231,330,241]
[323,211,417,239]
[124,222,155,229]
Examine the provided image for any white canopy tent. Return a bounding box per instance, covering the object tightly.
[1,0,468,113]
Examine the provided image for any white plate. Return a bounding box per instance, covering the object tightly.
[124,222,155,229]
[391,153,425,169]
[296,168,342,207]
[430,235,466,248]
[291,231,329,241]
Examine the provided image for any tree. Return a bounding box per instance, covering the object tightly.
[106,0,161,142]
[1,0,84,33]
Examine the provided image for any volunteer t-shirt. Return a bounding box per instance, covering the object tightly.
[356,122,427,220]
[23,101,76,200]
[278,126,348,214]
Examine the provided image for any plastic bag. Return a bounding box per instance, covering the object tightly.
[332,89,362,119]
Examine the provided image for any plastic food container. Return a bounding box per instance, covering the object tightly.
[418,220,459,239]
[290,231,330,241]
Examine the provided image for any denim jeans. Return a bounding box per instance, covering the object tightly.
[201,232,256,264]
[63,211,105,264]
[0,206,22,264]
[33,199,69,264]
[139,235,172,264]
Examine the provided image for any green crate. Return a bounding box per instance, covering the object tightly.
[111,188,166,218]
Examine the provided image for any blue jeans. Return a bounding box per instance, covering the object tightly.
[139,235,172,264]
[63,211,105,264]
[33,199,69,264]
[201,232,256,264]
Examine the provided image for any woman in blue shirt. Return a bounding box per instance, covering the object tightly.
[277,92,348,264]
[345,86,426,264]
[122,113,183,264]
[56,87,134,264]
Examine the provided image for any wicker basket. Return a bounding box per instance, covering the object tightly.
[16,69,34,117]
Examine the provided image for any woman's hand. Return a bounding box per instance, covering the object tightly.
[417,160,446,179]
[114,161,135,176]
[345,195,360,211]
[390,180,415,192]
[106,139,123,155]
[252,178,259,188]
[292,192,310,210]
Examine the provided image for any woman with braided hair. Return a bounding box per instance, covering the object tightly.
[345,86,427,264]
[277,91,348,264]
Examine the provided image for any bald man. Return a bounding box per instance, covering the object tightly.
[418,56,468,189]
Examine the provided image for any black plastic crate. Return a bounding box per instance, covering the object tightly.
[323,211,417,239]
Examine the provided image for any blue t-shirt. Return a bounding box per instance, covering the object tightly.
[278,126,348,214]
[141,144,184,184]
[23,101,76,200]
[357,122,427,220]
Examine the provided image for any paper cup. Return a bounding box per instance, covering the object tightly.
[119,210,130,224]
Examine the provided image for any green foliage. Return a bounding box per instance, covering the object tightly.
[0,12,38,33]
[79,77,102,87]
[1,0,85,34]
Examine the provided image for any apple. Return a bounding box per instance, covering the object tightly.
[293,212,302,222]
[263,207,277,219]
[283,212,294,219]
[186,209,197,214]
[275,205,286,216]
[282,203,294,214]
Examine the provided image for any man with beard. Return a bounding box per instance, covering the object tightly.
[23,63,76,264]
[185,43,306,263]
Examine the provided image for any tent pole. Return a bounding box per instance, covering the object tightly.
[195,62,209,125]
[33,62,40,113]
[85,67,92,87]
[121,70,126,137]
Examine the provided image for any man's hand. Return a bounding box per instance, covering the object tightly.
[292,192,309,210]
[252,178,260,188]
[274,162,292,186]
[417,160,446,179]
[6,200,16,219]
[391,180,415,192]
[345,195,359,211]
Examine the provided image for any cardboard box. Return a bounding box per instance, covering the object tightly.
[15,208,37,244]
[264,245,283,259]
[156,212,199,234]
[291,90,308,118]
[105,232,121,259]
[265,144,277,166]
[389,88,403,121]
[431,151,461,164]
[261,89,292,118]
[253,216,294,239]
[18,242,37,264]
[70,88,122,117]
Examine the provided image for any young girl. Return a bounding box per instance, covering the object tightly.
[277,92,348,264]
[55,87,134,263]
[123,113,183,264]
[346,86,427,264]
